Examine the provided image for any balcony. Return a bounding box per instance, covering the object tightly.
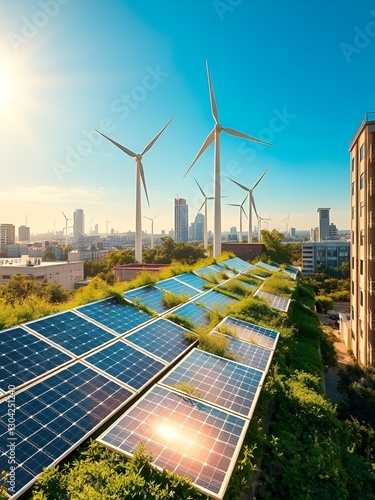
[370,277,375,295]
[370,143,375,164]
[370,244,375,261]
[370,212,375,229]
[371,178,375,197]
[370,310,375,331]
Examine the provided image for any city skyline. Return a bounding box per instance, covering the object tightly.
[1,1,374,235]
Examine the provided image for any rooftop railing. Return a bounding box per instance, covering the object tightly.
[350,112,375,149]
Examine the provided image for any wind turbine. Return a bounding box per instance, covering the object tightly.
[184,61,272,258]
[194,178,214,249]
[106,216,112,237]
[96,117,174,262]
[227,194,248,242]
[284,213,292,236]
[227,165,270,243]
[256,213,269,242]
[62,211,71,246]
[143,214,158,249]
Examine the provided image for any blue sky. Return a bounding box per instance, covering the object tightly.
[0,0,374,236]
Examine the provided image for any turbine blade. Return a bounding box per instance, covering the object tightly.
[183,130,215,177]
[141,116,174,155]
[223,127,273,146]
[138,159,150,207]
[227,203,240,207]
[197,200,205,213]
[194,177,206,198]
[251,195,259,219]
[241,194,248,206]
[227,176,249,192]
[61,211,68,221]
[143,216,152,221]
[96,130,136,157]
[241,206,248,219]
[206,61,219,123]
[252,165,270,189]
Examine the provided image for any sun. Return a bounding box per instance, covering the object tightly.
[0,67,12,108]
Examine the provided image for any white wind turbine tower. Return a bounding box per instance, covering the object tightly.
[284,213,292,236]
[62,211,71,246]
[194,177,214,249]
[184,61,272,258]
[105,216,112,237]
[143,214,158,249]
[96,117,173,263]
[257,213,268,242]
[227,194,248,243]
[227,165,270,243]
[265,213,272,230]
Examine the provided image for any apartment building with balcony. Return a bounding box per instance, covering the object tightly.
[349,112,375,365]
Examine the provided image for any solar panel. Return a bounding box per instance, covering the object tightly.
[254,289,291,312]
[0,326,72,393]
[194,265,224,282]
[170,302,211,328]
[283,266,299,279]
[174,272,210,291]
[25,311,116,357]
[230,257,254,271]
[125,318,194,363]
[218,279,255,298]
[154,277,200,298]
[209,332,274,372]
[218,258,244,274]
[83,340,166,391]
[160,348,263,418]
[216,316,279,349]
[257,261,280,272]
[0,362,133,499]
[194,289,238,312]
[76,297,152,334]
[98,385,249,500]
[124,285,168,314]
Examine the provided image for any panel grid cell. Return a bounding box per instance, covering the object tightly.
[194,265,224,282]
[0,326,72,392]
[125,318,193,363]
[98,385,248,499]
[218,258,245,274]
[170,302,211,328]
[194,290,238,312]
[216,316,278,349]
[124,285,168,314]
[160,349,263,418]
[76,297,152,334]
[0,362,133,498]
[230,257,255,271]
[26,311,116,357]
[84,340,166,390]
[154,278,199,298]
[209,332,273,371]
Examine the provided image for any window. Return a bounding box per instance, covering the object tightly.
[352,206,355,219]
[360,201,365,217]
[352,256,354,269]
[360,144,365,161]
[352,181,355,195]
[360,290,364,306]
[360,260,364,275]
[352,157,355,171]
[360,230,364,246]
[352,231,355,244]
[352,280,354,294]
[360,173,364,189]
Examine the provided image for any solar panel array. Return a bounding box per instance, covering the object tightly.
[214,316,279,350]
[254,289,291,312]
[0,256,284,499]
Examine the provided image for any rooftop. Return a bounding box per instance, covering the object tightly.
[350,111,375,149]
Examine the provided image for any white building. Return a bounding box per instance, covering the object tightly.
[302,241,350,275]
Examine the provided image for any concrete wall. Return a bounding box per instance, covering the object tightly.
[221,243,264,261]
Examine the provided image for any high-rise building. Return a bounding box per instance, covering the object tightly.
[317,208,330,241]
[18,225,30,242]
[174,198,189,242]
[0,224,15,253]
[329,223,338,240]
[73,209,84,238]
[349,112,375,365]
[191,213,204,242]
[310,227,319,242]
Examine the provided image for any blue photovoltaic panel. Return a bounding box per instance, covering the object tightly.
[255,289,291,312]
[124,285,168,314]
[84,339,165,390]
[154,277,199,298]
[257,261,280,272]
[160,348,263,418]
[230,257,254,271]
[283,266,299,279]
[174,272,210,291]
[0,326,72,392]
[215,264,236,278]
[76,297,152,334]
[125,318,193,363]
[218,258,244,274]
[209,332,273,372]
[194,265,224,282]
[0,362,133,499]
[98,385,248,499]
[26,311,116,357]
[194,290,238,312]
[217,316,279,349]
[218,279,255,298]
[170,302,211,327]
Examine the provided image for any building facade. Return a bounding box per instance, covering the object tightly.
[349,112,375,365]
[317,208,330,241]
[0,224,15,253]
[302,241,350,275]
[174,198,189,242]
[18,225,30,242]
[73,209,85,238]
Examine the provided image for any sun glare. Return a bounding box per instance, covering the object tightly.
[0,67,12,108]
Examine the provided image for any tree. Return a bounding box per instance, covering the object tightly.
[260,229,293,264]
[42,251,56,262]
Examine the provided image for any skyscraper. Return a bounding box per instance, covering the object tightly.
[192,213,204,242]
[73,209,84,238]
[18,225,30,242]
[349,112,375,365]
[317,208,330,241]
[0,224,15,253]
[174,198,189,242]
